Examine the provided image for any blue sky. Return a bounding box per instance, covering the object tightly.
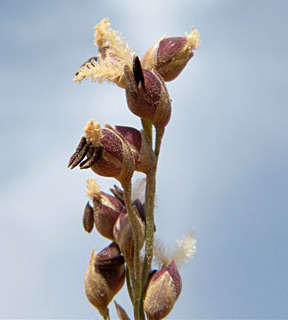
[0,0,288,318]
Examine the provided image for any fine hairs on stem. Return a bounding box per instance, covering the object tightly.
[68,18,200,320]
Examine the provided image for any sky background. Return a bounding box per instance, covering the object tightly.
[0,0,288,319]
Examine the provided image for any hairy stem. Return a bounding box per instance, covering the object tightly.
[141,118,153,145]
[155,127,165,160]
[141,168,156,292]
[140,126,165,310]
[122,180,142,320]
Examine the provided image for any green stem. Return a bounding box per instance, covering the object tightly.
[141,118,153,145]
[125,266,134,304]
[122,180,141,320]
[141,169,156,291]
[154,127,165,160]
[140,126,165,309]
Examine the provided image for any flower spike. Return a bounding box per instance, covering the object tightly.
[69,18,200,319]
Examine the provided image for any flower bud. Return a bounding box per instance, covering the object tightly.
[141,30,200,82]
[144,260,182,320]
[124,57,171,128]
[85,243,125,314]
[113,210,145,267]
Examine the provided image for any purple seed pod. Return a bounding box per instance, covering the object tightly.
[85,243,125,313]
[124,57,171,129]
[92,191,125,240]
[114,125,155,175]
[113,211,145,268]
[68,121,135,184]
[144,260,182,320]
[141,30,200,82]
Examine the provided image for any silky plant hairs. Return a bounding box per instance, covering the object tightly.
[68,18,199,320]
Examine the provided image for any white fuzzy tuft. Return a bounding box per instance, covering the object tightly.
[74,18,134,85]
[153,237,171,268]
[172,231,196,266]
[153,231,196,268]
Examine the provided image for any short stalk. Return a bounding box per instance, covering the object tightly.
[141,118,153,145]
[155,127,165,160]
[99,306,110,320]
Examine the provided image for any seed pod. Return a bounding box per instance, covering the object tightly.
[74,120,136,184]
[93,191,125,240]
[124,57,171,129]
[144,260,182,320]
[69,120,156,181]
[113,210,145,268]
[82,202,94,233]
[141,30,200,82]
[85,243,125,315]
[91,123,134,182]
[114,125,155,175]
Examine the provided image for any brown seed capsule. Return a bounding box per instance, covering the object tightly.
[82,202,94,233]
[124,57,171,129]
[141,30,200,82]
[144,260,182,320]
[85,243,125,315]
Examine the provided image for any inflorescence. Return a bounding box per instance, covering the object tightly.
[68,18,199,320]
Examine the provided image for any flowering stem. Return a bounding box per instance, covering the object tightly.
[140,126,165,312]
[122,180,142,320]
